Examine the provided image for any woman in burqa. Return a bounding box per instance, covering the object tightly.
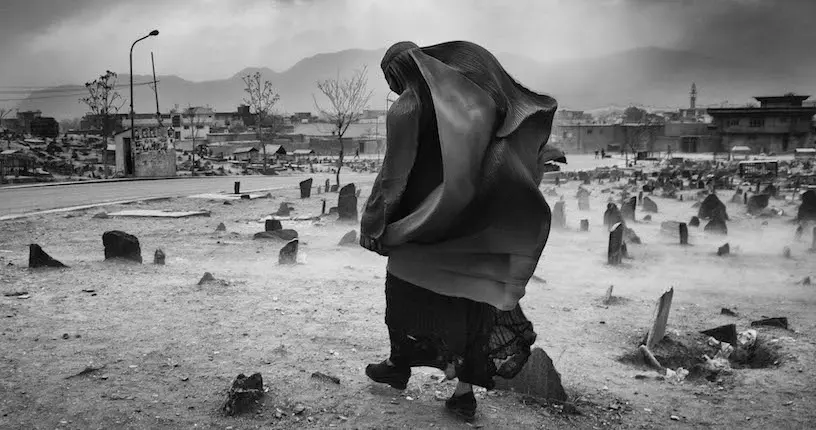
[359,40,565,421]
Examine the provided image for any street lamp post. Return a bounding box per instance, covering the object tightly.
[129,29,159,176]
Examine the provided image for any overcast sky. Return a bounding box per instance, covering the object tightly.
[0,0,813,88]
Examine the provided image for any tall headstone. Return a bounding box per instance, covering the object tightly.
[608,222,624,265]
[102,231,142,263]
[234,181,240,195]
[679,222,688,245]
[265,219,282,232]
[580,219,589,231]
[325,179,331,193]
[321,199,327,215]
[278,239,298,265]
[620,197,637,222]
[698,194,728,220]
[604,203,623,229]
[299,178,313,199]
[28,244,67,268]
[337,183,358,222]
[645,287,674,349]
[553,201,566,229]
[153,249,165,265]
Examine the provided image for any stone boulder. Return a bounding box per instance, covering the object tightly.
[102,231,142,263]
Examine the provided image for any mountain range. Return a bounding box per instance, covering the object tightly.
[16,46,816,121]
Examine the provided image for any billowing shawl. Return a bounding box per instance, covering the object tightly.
[360,41,564,311]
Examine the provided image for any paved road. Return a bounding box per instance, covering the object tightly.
[0,173,374,218]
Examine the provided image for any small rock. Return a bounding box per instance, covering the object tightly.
[670,415,680,421]
[92,212,109,219]
[198,272,215,285]
[215,222,226,232]
[62,333,70,339]
[293,404,306,415]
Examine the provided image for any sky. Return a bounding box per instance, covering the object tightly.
[0,0,814,89]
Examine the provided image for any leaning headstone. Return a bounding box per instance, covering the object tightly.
[642,196,658,213]
[608,222,624,265]
[339,230,358,246]
[717,243,730,256]
[275,202,292,217]
[492,347,568,403]
[265,219,282,232]
[299,178,313,199]
[215,222,226,232]
[747,194,770,215]
[28,244,67,268]
[102,231,142,263]
[603,285,614,305]
[330,184,339,192]
[153,249,165,265]
[552,201,566,229]
[604,203,623,229]
[689,216,700,227]
[254,229,298,241]
[278,239,298,265]
[797,190,816,222]
[679,222,689,245]
[698,194,728,220]
[579,219,589,231]
[222,373,264,416]
[645,287,674,349]
[620,197,637,222]
[337,183,358,222]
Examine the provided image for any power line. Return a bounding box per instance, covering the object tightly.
[0,81,158,95]
[0,82,157,102]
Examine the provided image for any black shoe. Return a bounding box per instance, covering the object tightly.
[445,391,476,421]
[365,360,410,390]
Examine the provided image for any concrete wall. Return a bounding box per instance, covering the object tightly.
[134,150,176,177]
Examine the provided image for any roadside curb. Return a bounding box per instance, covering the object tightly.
[0,175,196,190]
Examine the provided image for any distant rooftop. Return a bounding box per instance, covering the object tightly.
[754,94,810,108]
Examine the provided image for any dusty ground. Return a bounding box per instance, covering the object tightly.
[1,165,815,429]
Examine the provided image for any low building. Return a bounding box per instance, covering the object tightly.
[232,147,259,162]
[112,128,177,177]
[0,149,35,176]
[654,122,719,153]
[707,94,816,154]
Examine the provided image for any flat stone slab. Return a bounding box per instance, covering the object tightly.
[188,193,270,201]
[107,210,211,218]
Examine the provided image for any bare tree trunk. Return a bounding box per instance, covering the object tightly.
[336,141,343,186]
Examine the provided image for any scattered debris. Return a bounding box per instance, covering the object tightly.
[750,317,789,330]
[3,291,28,297]
[721,307,738,317]
[311,372,340,384]
[107,210,211,218]
[66,365,106,379]
[700,324,737,346]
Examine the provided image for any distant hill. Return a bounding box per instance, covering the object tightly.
[16,46,816,120]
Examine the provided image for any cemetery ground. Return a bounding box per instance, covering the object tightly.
[1,169,815,429]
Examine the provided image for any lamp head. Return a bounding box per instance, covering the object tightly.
[149,30,159,36]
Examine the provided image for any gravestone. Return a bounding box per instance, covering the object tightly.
[492,347,568,403]
[762,184,778,197]
[638,191,644,205]
[222,373,264,416]
[321,199,327,215]
[624,227,642,244]
[603,285,614,305]
[234,181,240,195]
[278,239,299,265]
[717,243,730,256]
[578,194,590,211]
[337,183,358,222]
[339,230,358,246]
[254,229,298,241]
[704,208,728,235]
[240,194,250,200]
[604,203,623,229]
[215,222,226,232]
[797,190,816,222]
[643,215,652,221]
[102,231,142,263]
[153,249,165,265]
[580,219,589,232]
[747,194,770,215]
[730,192,742,204]
[642,196,658,213]
[698,194,728,220]
[795,224,804,240]
[689,216,700,227]
[265,219,282,232]
[299,178,313,199]
[679,222,688,245]
[645,287,674,349]
[620,197,637,222]
[552,201,566,229]
[28,244,67,268]
[330,185,339,192]
[608,222,624,265]
[325,179,330,193]
[275,202,292,217]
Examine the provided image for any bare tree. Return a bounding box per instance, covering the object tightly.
[80,70,124,177]
[185,106,209,175]
[314,66,373,186]
[0,108,15,149]
[242,72,280,173]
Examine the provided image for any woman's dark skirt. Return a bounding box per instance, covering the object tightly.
[384,272,537,389]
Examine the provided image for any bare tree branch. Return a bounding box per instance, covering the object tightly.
[79,70,123,177]
[313,65,374,185]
